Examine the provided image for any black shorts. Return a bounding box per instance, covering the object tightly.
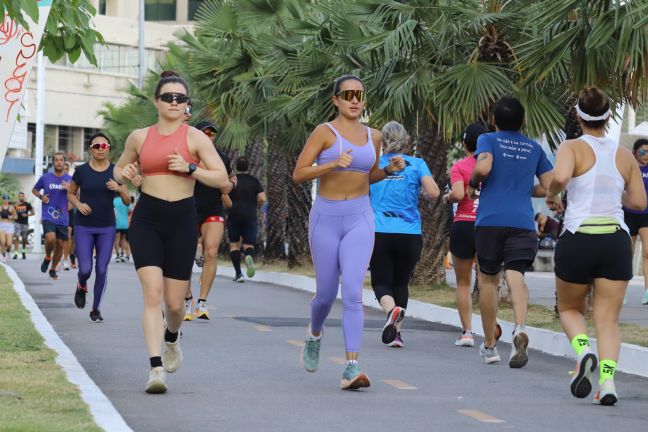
[128,193,198,280]
[42,221,69,240]
[116,228,128,237]
[450,221,476,260]
[227,217,257,245]
[623,210,648,237]
[554,229,632,284]
[475,226,538,275]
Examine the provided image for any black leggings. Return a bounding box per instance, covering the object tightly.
[369,233,423,309]
[129,193,198,280]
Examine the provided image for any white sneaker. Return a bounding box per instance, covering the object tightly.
[479,342,501,364]
[183,299,195,321]
[62,259,70,270]
[509,326,529,368]
[145,367,167,394]
[592,379,618,405]
[454,332,475,347]
[162,340,183,373]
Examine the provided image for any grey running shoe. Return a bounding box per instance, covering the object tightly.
[245,255,255,278]
[162,340,183,373]
[570,350,597,398]
[340,362,370,390]
[479,342,501,364]
[301,330,321,372]
[233,273,244,283]
[145,367,167,394]
[509,327,529,368]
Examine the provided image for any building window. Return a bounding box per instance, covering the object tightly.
[58,126,72,155]
[188,0,205,20]
[98,0,107,15]
[145,0,177,21]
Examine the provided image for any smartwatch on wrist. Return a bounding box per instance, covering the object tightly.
[187,163,197,176]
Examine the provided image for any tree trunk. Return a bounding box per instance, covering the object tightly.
[263,140,287,261]
[285,153,312,268]
[412,125,450,284]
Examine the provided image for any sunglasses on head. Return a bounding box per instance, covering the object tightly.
[336,89,366,103]
[638,149,648,156]
[90,142,110,150]
[159,92,190,104]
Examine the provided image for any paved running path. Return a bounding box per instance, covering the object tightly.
[8,257,648,431]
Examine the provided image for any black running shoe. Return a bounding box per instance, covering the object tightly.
[41,257,51,273]
[21,252,26,259]
[12,254,17,260]
[89,310,104,323]
[48,270,58,280]
[74,283,87,309]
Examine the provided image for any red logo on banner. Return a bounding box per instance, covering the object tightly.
[0,12,22,45]
[4,31,37,122]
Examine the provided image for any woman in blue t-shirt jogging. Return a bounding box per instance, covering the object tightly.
[67,132,131,323]
[623,138,648,305]
[369,121,439,347]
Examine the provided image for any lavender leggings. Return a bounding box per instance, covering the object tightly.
[75,225,115,311]
[309,195,375,353]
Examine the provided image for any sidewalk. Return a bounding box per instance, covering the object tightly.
[445,268,648,327]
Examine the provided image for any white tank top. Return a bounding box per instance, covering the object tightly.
[562,134,628,234]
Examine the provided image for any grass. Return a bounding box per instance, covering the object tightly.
[0,266,101,432]
[247,259,648,348]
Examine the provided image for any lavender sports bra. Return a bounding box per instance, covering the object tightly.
[316,123,376,174]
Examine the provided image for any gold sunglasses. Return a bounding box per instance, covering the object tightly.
[336,89,366,103]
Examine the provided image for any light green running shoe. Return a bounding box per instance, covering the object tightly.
[340,362,370,390]
[245,255,255,278]
[301,333,321,372]
[642,290,648,305]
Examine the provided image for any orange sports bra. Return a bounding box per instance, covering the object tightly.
[139,123,198,177]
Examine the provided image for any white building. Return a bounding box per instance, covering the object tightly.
[2,0,203,192]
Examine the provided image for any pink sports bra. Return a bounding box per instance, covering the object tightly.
[139,123,198,177]
[316,123,376,174]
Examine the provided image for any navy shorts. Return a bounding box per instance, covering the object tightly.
[42,221,68,240]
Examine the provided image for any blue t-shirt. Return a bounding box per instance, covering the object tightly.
[34,172,72,226]
[370,154,432,234]
[623,164,648,214]
[71,162,118,227]
[114,197,131,229]
[475,131,553,230]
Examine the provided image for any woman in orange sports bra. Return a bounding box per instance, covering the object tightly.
[113,71,228,394]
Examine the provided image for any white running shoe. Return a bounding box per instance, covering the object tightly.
[509,326,529,368]
[570,349,597,398]
[592,379,618,406]
[145,367,167,394]
[183,299,195,321]
[454,332,475,347]
[162,340,183,373]
[479,342,501,364]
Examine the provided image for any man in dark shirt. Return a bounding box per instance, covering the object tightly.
[185,120,235,321]
[228,157,266,282]
[13,192,34,259]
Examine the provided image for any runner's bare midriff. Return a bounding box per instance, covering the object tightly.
[141,175,195,202]
[318,171,369,200]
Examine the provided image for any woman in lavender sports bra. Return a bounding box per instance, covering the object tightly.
[293,75,405,390]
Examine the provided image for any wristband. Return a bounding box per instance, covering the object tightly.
[383,166,392,176]
[468,178,479,189]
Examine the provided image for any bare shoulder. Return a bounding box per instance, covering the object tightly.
[308,123,335,147]
[616,145,636,167]
[126,127,148,146]
[370,127,381,143]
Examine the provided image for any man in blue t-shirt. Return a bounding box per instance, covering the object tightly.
[32,152,73,279]
[466,96,553,369]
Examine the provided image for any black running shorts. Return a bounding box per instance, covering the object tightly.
[450,221,476,260]
[129,193,198,280]
[475,226,538,275]
[623,210,648,237]
[554,229,632,284]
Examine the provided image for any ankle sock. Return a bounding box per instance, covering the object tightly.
[463,330,473,336]
[198,298,206,303]
[150,356,162,368]
[599,359,617,384]
[184,296,193,302]
[164,329,179,343]
[571,333,590,356]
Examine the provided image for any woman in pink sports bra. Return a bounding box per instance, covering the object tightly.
[113,71,228,394]
[293,75,405,390]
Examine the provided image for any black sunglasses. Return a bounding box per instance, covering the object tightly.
[159,92,190,104]
[336,89,366,103]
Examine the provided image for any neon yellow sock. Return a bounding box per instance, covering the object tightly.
[599,359,617,384]
[570,334,590,356]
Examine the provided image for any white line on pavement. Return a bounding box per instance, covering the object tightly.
[382,379,418,390]
[2,264,133,432]
[456,409,505,423]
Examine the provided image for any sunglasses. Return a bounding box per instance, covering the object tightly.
[90,142,111,150]
[336,89,366,103]
[638,149,648,156]
[159,92,190,104]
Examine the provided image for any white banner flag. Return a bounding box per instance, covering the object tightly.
[0,0,52,170]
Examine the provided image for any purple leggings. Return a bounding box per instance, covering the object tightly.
[309,195,375,353]
[75,225,115,311]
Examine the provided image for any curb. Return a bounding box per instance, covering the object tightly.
[210,264,648,378]
[2,264,133,432]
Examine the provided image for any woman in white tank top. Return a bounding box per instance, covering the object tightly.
[545,86,646,406]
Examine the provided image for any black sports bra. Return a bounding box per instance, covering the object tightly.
[0,206,11,219]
